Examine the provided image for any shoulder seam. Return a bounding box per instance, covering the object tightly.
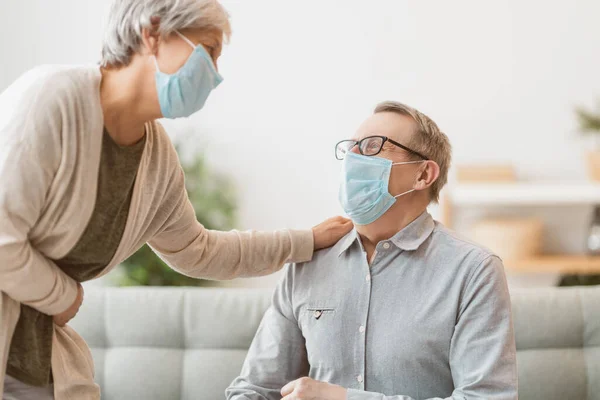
[431,227,496,258]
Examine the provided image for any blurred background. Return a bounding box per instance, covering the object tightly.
[2,0,600,290]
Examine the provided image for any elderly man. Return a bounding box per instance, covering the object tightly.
[226,101,518,400]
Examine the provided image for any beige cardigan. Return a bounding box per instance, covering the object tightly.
[0,65,314,399]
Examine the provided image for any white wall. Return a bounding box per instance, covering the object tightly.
[2,0,600,287]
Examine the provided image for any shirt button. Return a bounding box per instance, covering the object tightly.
[365,274,371,282]
[359,325,365,333]
[382,242,391,250]
[357,375,363,383]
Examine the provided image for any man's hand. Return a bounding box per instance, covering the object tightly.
[281,377,347,400]
[53,283,84,327]
[312,216,353,251]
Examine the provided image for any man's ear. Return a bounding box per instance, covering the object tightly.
[140,16,161,56]
[414,160,440,191]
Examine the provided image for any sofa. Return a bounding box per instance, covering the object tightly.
[70,286,600,400]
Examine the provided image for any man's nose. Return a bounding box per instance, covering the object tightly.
[350,145,361,154]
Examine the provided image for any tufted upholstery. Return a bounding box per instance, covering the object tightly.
[70,288,270,400]
[511,287,600,400]
[70,286,600,400]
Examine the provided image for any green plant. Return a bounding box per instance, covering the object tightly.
[576,102,600,134]
[118,146,237,286]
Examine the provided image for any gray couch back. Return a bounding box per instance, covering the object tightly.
[70,286,600,400]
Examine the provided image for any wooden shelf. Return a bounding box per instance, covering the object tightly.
[505,255,600,274]
[442,184,600,276]
[450,183,600,206]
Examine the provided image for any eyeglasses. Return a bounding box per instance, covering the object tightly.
[335,135,429,161]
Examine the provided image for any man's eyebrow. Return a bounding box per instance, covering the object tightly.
[382,141,404,152]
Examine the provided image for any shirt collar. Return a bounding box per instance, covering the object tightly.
[338,211,435,256]
[337,229,360,256]
[389,211,435,251]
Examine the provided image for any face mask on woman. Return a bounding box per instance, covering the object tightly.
[154,30,223,118]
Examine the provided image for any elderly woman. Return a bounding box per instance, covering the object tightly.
[0,0,352,398]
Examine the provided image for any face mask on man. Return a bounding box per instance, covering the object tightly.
[154,30,223,119]
[338,152,424,225]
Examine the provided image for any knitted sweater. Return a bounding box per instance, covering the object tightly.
[0,65,313,399]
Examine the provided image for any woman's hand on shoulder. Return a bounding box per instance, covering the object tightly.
[312,216,353,251]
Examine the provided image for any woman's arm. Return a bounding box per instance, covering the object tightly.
[148,165,351,280]
[0,71,80,318]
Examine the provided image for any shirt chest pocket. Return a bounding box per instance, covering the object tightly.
[300,306,344,369]
[305,307,335,320]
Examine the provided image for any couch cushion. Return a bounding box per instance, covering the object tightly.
[71,286,600,400]
[511,287,600,400]
[71,287,271,400]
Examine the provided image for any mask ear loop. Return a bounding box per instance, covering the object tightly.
[174,30,197,49]
[391,160,426,166]
[390,160,426,198]
[154,30,198,73]
[393,189,416,199]
[173,30,220,74]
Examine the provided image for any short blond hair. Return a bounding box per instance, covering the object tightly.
[374,101,452,203]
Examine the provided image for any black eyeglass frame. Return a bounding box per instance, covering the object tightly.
[335,135,429,161]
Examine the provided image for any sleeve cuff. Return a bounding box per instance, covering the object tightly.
[45,274,79,316]
[288,229,314,263]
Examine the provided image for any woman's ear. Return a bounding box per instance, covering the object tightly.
[415,160,440,191]
[141,16,161,56]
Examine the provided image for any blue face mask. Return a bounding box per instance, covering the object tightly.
[338,152,424,225]
[154,31,223,119]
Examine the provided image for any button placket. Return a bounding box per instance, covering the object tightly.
[355,256,371,390]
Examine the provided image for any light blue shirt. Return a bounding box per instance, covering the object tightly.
[227,212,518,399]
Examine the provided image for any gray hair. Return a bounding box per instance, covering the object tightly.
[101,0,231,67]
[374,101,452,203]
